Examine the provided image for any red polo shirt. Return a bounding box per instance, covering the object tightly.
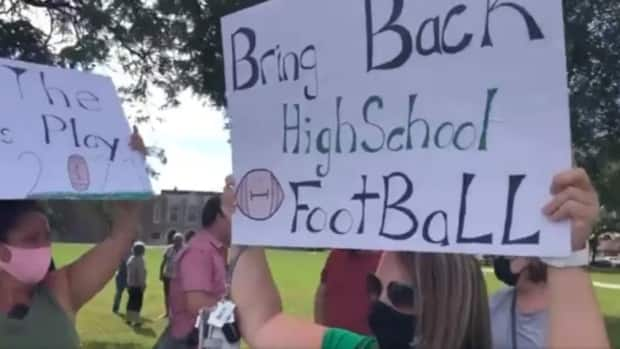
[320,250,382,335]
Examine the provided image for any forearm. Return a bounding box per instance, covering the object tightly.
[253,313,326,349]
[231,247,282,342]
[230,247,325,348]
[547,267,610,348]
[186,291,218,315]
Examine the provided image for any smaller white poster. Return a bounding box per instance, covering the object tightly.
[0,58,152,199]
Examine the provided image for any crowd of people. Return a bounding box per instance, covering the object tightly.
[0,129,612,349]
[110,229,194,326]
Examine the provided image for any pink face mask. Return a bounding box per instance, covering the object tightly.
[0,244,52,285]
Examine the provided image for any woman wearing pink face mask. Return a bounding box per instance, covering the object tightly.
[0,131,145,349]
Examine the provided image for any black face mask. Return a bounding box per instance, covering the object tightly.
[368,301,415,349]
[493,257,519,286]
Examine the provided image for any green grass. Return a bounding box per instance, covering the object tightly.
[51,244,620,349]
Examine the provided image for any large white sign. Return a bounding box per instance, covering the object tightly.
[0,59,152,199]
[222,0,572,256]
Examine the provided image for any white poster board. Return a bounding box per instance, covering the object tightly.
[222,0,572,256]
[0,59,152,199]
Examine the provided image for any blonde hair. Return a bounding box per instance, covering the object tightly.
[399,252,491,349]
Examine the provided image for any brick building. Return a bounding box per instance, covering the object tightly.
[139,189,220,245]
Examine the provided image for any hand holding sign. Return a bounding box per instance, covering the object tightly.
[130,126,147,157]
[223,175,237,220]
[544,168,599,251]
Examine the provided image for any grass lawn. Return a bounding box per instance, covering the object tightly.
[51,243,620,349]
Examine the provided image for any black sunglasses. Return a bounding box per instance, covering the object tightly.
[366,273,414,308]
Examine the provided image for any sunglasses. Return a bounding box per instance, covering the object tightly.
[366,273,414,308]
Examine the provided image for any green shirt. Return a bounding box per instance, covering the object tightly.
[0,285,80,349]
[322,328,378,349]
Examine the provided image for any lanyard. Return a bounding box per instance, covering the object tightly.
[510,290,517,349]
[224,251,240,300]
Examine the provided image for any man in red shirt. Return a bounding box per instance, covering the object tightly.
[154,196,229,349]
[314,249,382,335]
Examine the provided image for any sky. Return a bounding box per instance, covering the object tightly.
[139,93,232,193]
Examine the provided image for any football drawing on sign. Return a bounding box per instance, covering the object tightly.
[236,169,285,221]
[17,151,43,196]
[67,154,90,192]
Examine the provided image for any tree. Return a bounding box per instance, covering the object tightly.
[565,0,620,212]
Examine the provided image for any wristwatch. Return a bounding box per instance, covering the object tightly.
[541,244,589,268]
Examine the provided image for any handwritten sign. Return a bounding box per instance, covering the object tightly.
[222,0,572,256]
[0,58,152,199]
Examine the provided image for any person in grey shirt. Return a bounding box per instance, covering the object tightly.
[489,257,549,349]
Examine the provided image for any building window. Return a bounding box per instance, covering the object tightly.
[169,206,180,223]
[187,205,199,223]
[153,202,162,223]
[151,232,161,240]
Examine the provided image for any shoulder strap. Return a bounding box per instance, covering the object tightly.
[510,289,517,349]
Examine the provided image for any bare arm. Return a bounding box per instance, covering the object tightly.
[543,168,610,348]
[231,247,326,349]
[63,202,141,312]
[314,283,327,324]
[547,267,610,348]
[186,291,219,315]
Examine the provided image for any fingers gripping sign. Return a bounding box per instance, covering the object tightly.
[130,126,147,157]
[543,168,599,251]
[223,175,237,219]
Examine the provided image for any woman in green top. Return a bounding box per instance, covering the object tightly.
[0,130,145,349]
[222,168,610,349]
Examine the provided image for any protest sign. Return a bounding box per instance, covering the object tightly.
[0,58,152,199]
[222,0,572,256]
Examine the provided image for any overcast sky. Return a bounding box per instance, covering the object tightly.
[139,93,232,193]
